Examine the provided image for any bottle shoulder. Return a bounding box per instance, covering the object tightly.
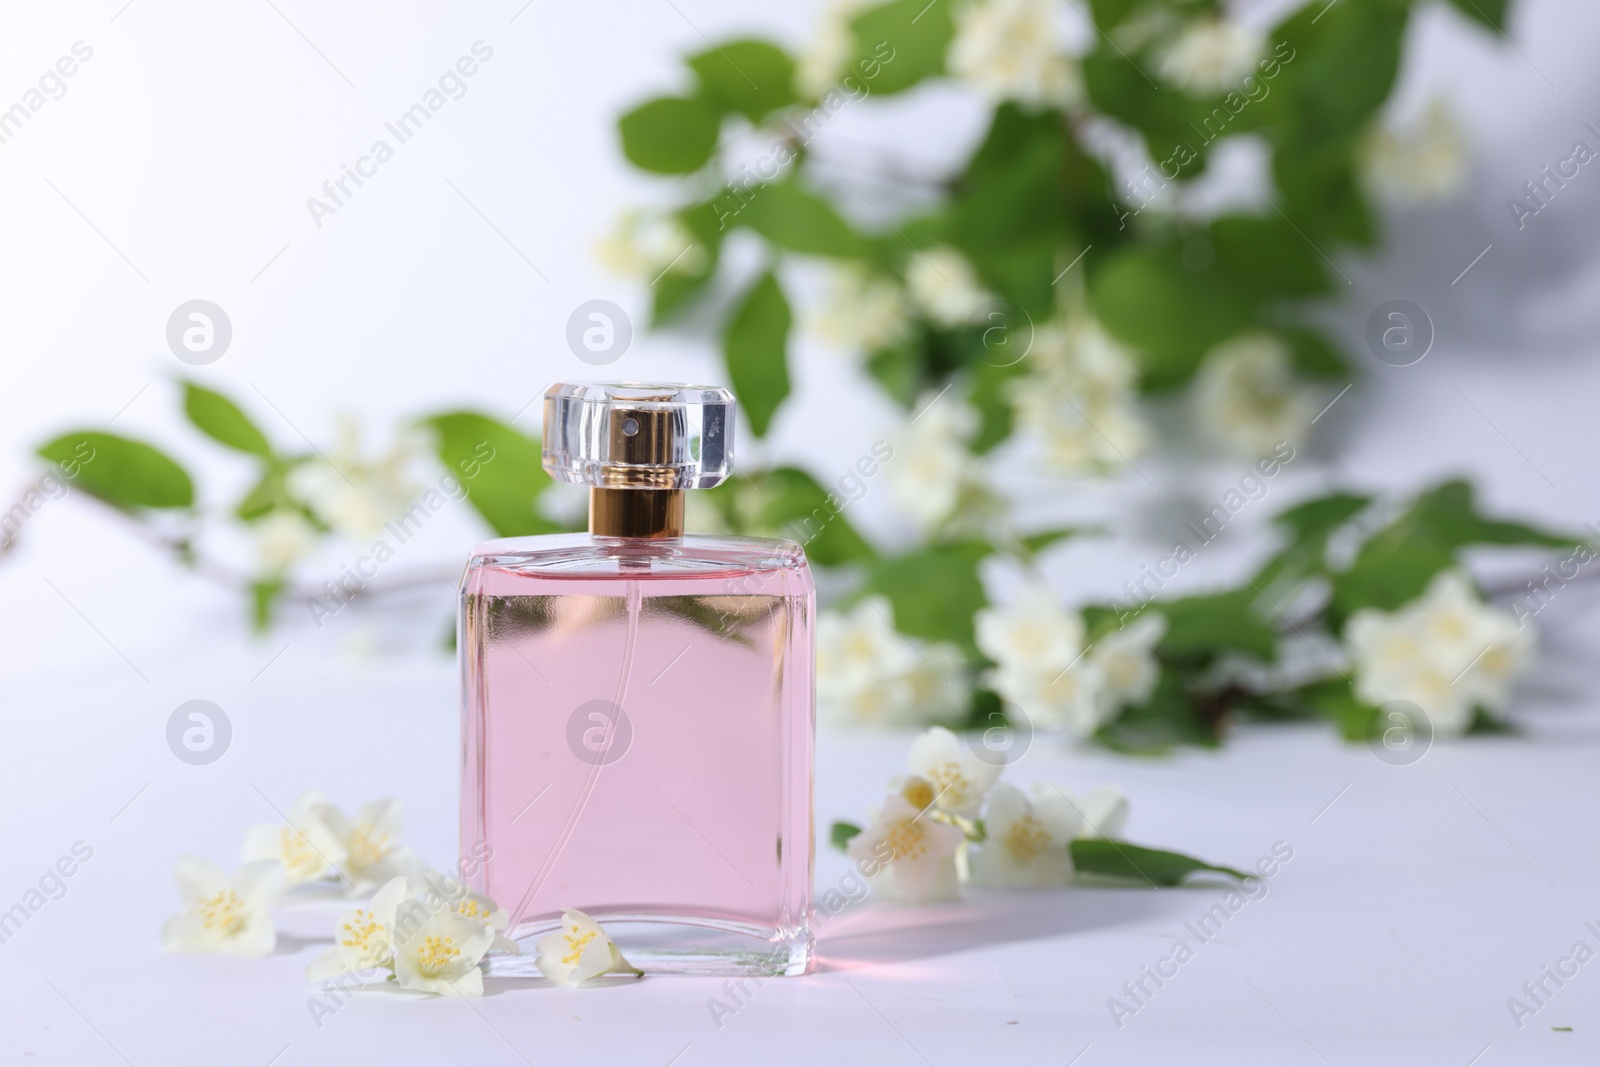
[464,533,812,588]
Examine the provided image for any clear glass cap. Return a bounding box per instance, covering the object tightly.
[542,382,735,490]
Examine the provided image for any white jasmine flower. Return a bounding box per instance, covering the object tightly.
[822,672,919,727]
[1037,781,1129,839]
[1156,18,1264,96]
[289,420,422,541]
[817,598,971,728]
[1009,315,1152,476]
[322,797,419,896]
[254,509,319,573]
[241,788,347,888]
[392,906,495,997]
[908,725,1003,816]
[976,588,1086,674]
[949,0,1082,108]
[906,247,989,327]
[989,658,1110,738]
[535,908,643,985]
[161,857,285,958]
[809,263,911,354]
[1192,331,1317,458]
[1345,570,1533,736]
[1032,315,1142,393]
[1090,612,1167,714]
[797,0,866,98]
[846,794,966,902]
[975,591,1131,736]
[972,782,1079,887]
[306,875,411,981]
[912,392,981,443]
[1012,385,1152,476]
[415,868,519,954]
[818,595,918,689]
[885,435,971,528]
[595,210,708,280]
[1109,7,1179,52]
[884,392,991,531]
[1361,97,1469,206]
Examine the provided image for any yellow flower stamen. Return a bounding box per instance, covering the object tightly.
[924,761,970,807]
[197,889,247,935]
[338,909,386,961]
[1002,815,1052,863]
[884,818,930,862]
[561,927,599,965]
[417,934,461,973]
[279,828,319,875]
[348,824,389,869]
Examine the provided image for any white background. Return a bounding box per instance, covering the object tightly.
[2,0,1599,1063]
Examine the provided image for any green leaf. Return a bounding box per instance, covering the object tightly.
[1091,215,1349,389]
[1300,677,1378,741]
[1273,492,1372,543]
[37,431,194,510]
[1279,325,1351,380]
[1467,706,1518,735]
[236,468,297,522]
[1400,480,1578,549]
[1088,243,1257,390]
[1086,0,1141,31]
[250,578,283,633]
[866,342,922,408]
[949,106,1123,318]
[688,40,797,122]
[723,270,792,437]
[1261,2,1408,149]
[181,382,273,458]
[1272,144,1374,247]
[1070,839,1251,885]
[1444,0,1508,34]
[618,95,720,174]
[1330,538,1456,623]
[755,466,877,566]
[1255,490,1370,587]
[1252,2,1406,245]
[830,821,863,851]
[1020,528,1079,554]
[1208,214,1329,301]
[420,412,557,538]
[737,183,869,257]
[865,542,991,653]
[1156,591,1277,663]
[968,357,1025,453]
[950,106,1071,317]
[847,0,954,96]
[1327,481,1580,626]
[1083,49,1235,175]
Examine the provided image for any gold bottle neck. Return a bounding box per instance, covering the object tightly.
[589,487,685,539]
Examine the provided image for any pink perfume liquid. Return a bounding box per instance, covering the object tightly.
[459,534,814,975]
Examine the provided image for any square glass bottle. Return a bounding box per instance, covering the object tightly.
[459,383,814,976]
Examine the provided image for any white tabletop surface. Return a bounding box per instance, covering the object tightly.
[2,632,1597,1067]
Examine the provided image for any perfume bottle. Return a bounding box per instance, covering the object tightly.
[458,382,815,976]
